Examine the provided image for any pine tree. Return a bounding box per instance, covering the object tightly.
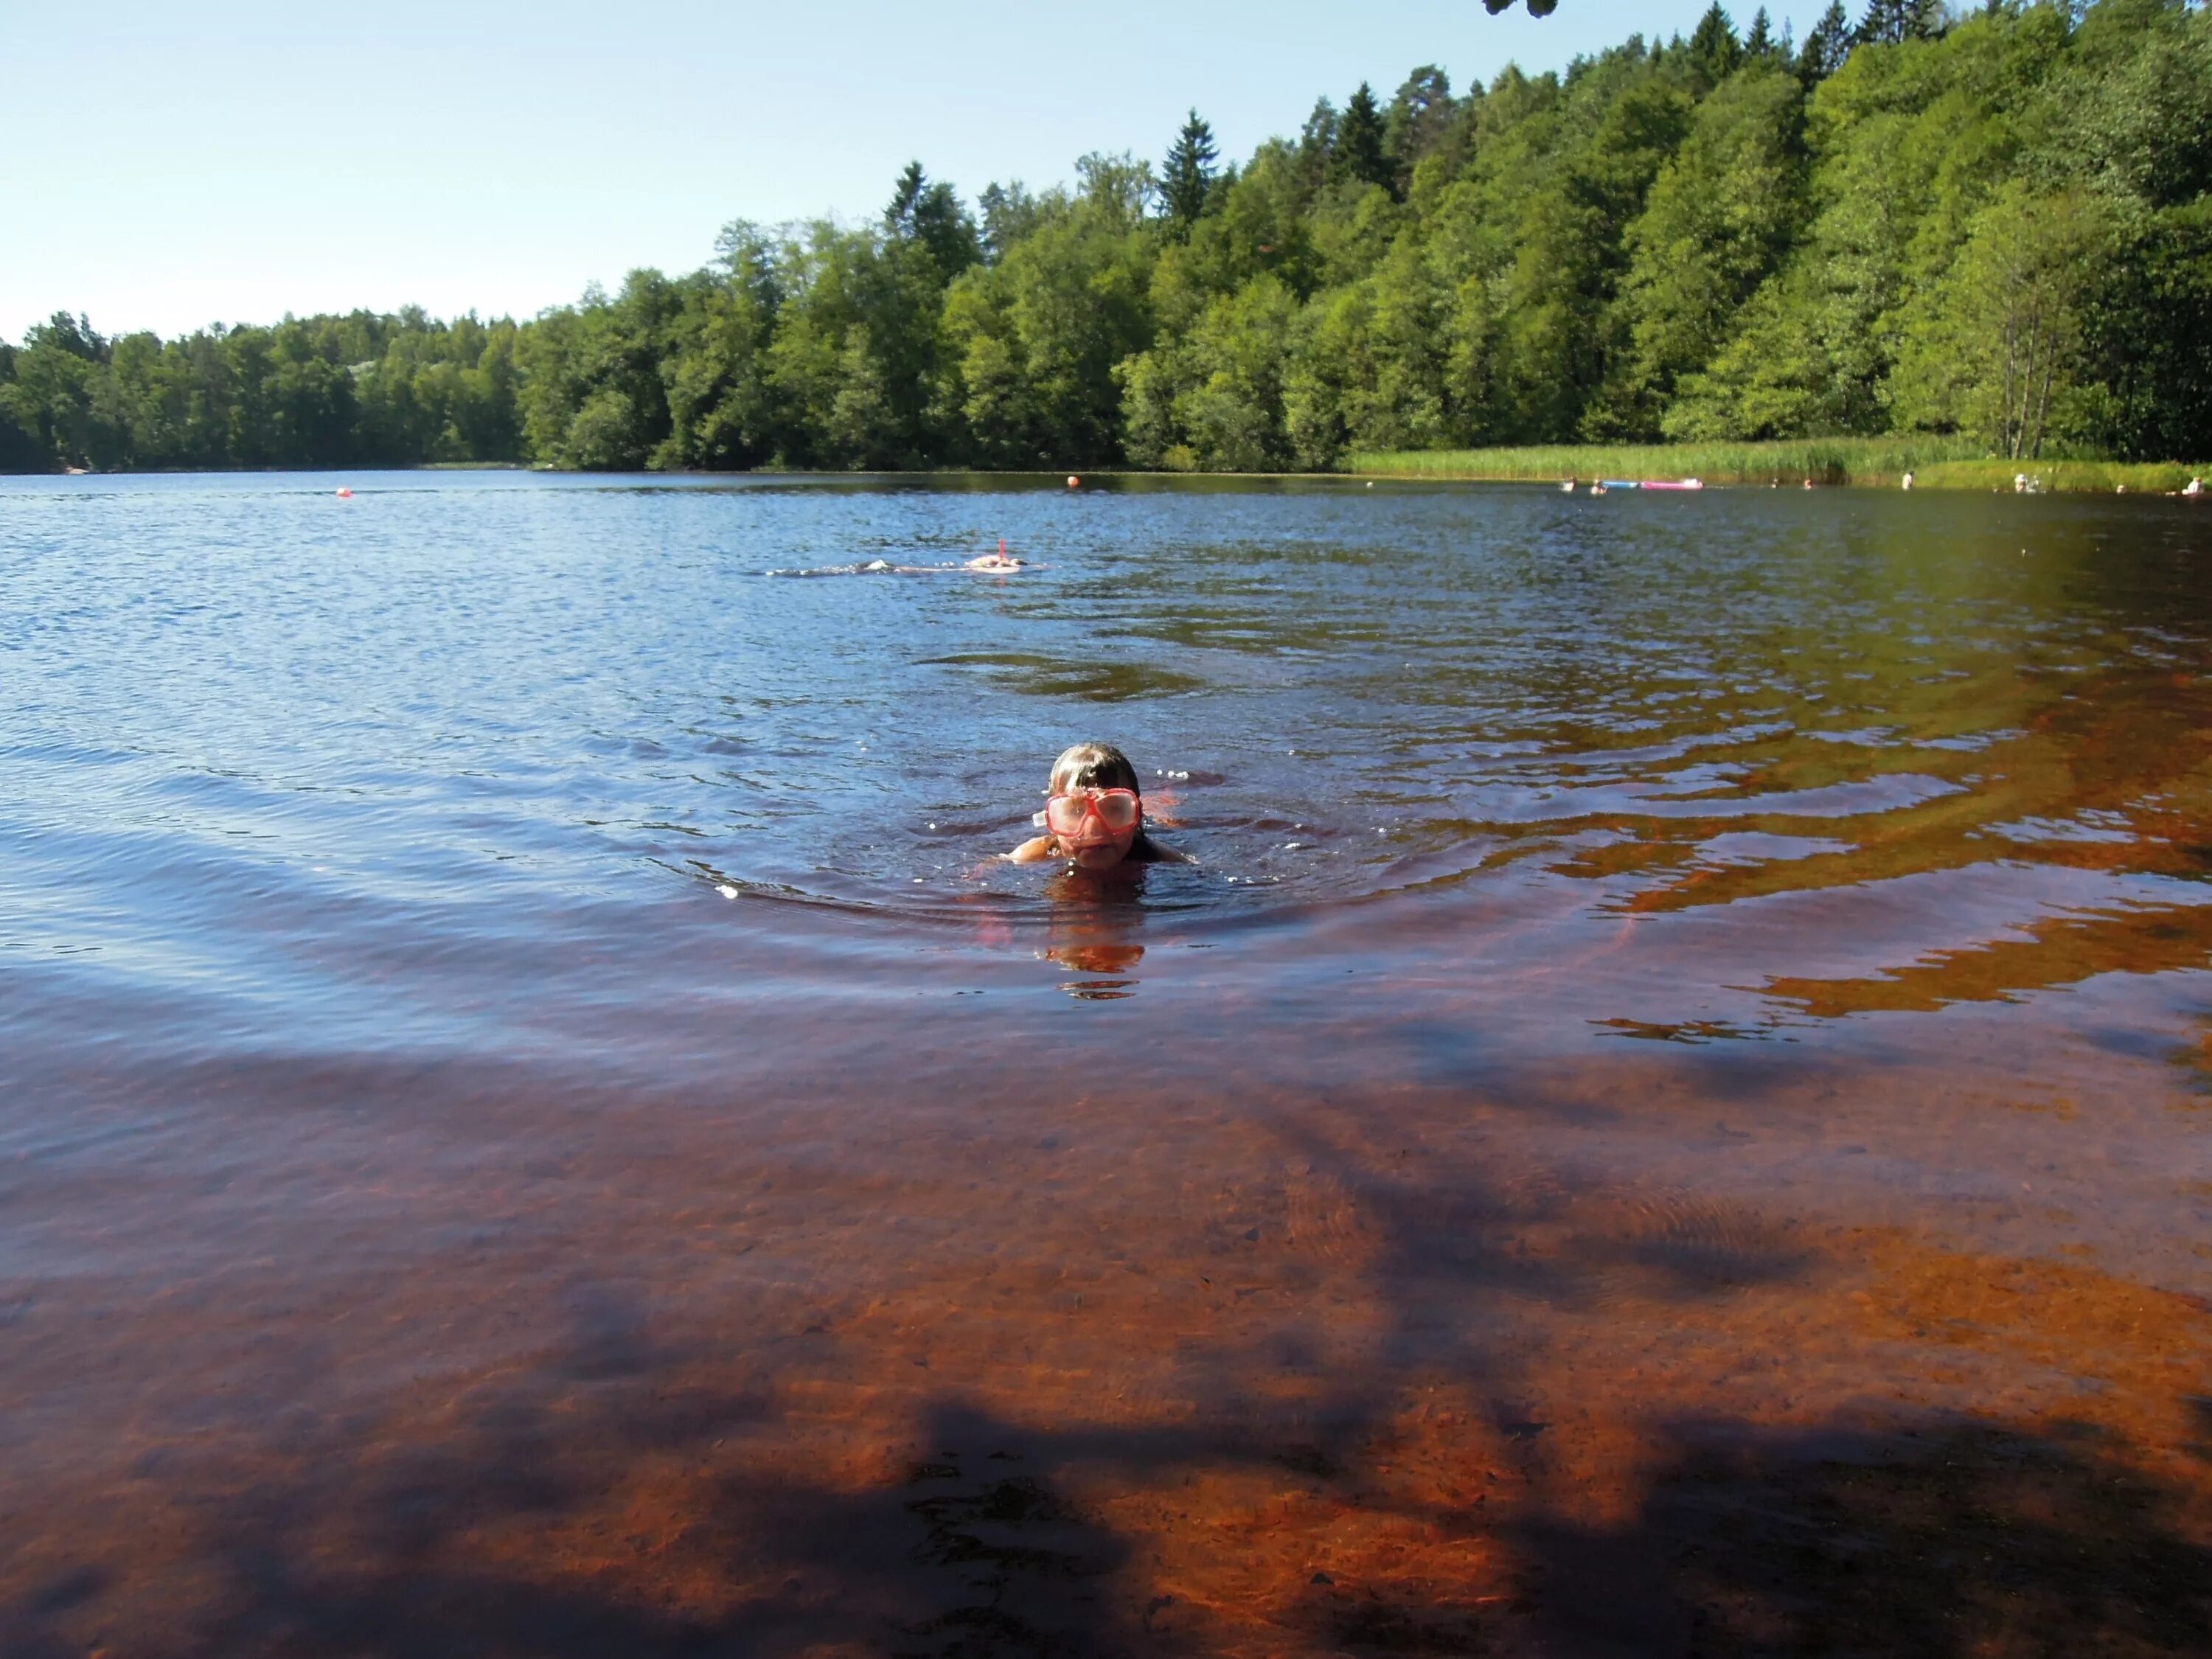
[885,161,928,233]
[1332,83,1393,193]
[1159,109,1220,232]
[1745,6,1777,60]
[883,163,977,276]
[1856,0,1903,44]
[1688,3,1745,86]
[1796,1,1852,85]
[1856,0,1944,46]
[1295,97,1338,198]
[1385,66,1456,173]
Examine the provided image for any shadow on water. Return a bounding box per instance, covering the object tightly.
[6,1083,2207,1659]
[1503,1419,2212,1659]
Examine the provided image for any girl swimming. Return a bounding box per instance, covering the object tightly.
[1005,742,1189,870]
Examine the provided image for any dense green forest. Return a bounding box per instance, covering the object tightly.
[6,0,2207,475]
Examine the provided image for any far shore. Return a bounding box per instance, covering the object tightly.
[1346,439,2209,493]
[13,449,2208,495]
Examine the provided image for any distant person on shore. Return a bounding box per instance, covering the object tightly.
[2187,476,2204,498]
[1006,742,1190,870]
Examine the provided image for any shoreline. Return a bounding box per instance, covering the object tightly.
[1346,442,2210,494]
[8,455,2207,494]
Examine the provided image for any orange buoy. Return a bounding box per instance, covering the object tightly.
[1066,475,1079,489]
[336,487,352,498]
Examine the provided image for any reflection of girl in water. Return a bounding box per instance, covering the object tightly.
[1041,863,1147,984]
[1004,742,1192,872]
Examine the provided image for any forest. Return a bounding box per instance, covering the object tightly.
[4,0,2207,474]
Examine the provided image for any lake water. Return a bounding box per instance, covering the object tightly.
[5,471,2210,1655]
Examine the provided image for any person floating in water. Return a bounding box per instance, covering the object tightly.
[965,538,1026,571]
[1006,742,1190,870]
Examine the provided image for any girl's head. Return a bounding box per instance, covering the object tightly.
[1048,742,1140,798]
[1043,742,1143,869]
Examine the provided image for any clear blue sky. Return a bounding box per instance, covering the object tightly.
[3,1,1829,342]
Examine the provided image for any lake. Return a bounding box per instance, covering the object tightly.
[4,470,2209,1655]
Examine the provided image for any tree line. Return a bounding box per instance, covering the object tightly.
[6,0,2207,475]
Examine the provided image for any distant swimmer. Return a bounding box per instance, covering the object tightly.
[768,538,1035,577]
[965,537,1026,571]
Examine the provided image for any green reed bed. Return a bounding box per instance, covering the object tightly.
[1345,439,2206,492]
[1906,458,2207,493]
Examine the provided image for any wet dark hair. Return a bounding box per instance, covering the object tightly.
[1048,741,1141,798]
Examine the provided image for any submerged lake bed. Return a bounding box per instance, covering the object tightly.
[4,471,2210,1655]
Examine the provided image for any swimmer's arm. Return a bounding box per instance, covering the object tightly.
[1004,835,1058,863]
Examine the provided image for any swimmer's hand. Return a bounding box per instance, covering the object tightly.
[1004,835,1057,863]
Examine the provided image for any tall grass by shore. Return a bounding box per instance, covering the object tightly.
[1345,439,2208,493]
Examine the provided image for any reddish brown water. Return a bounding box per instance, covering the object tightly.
[3,474,2209,1655]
